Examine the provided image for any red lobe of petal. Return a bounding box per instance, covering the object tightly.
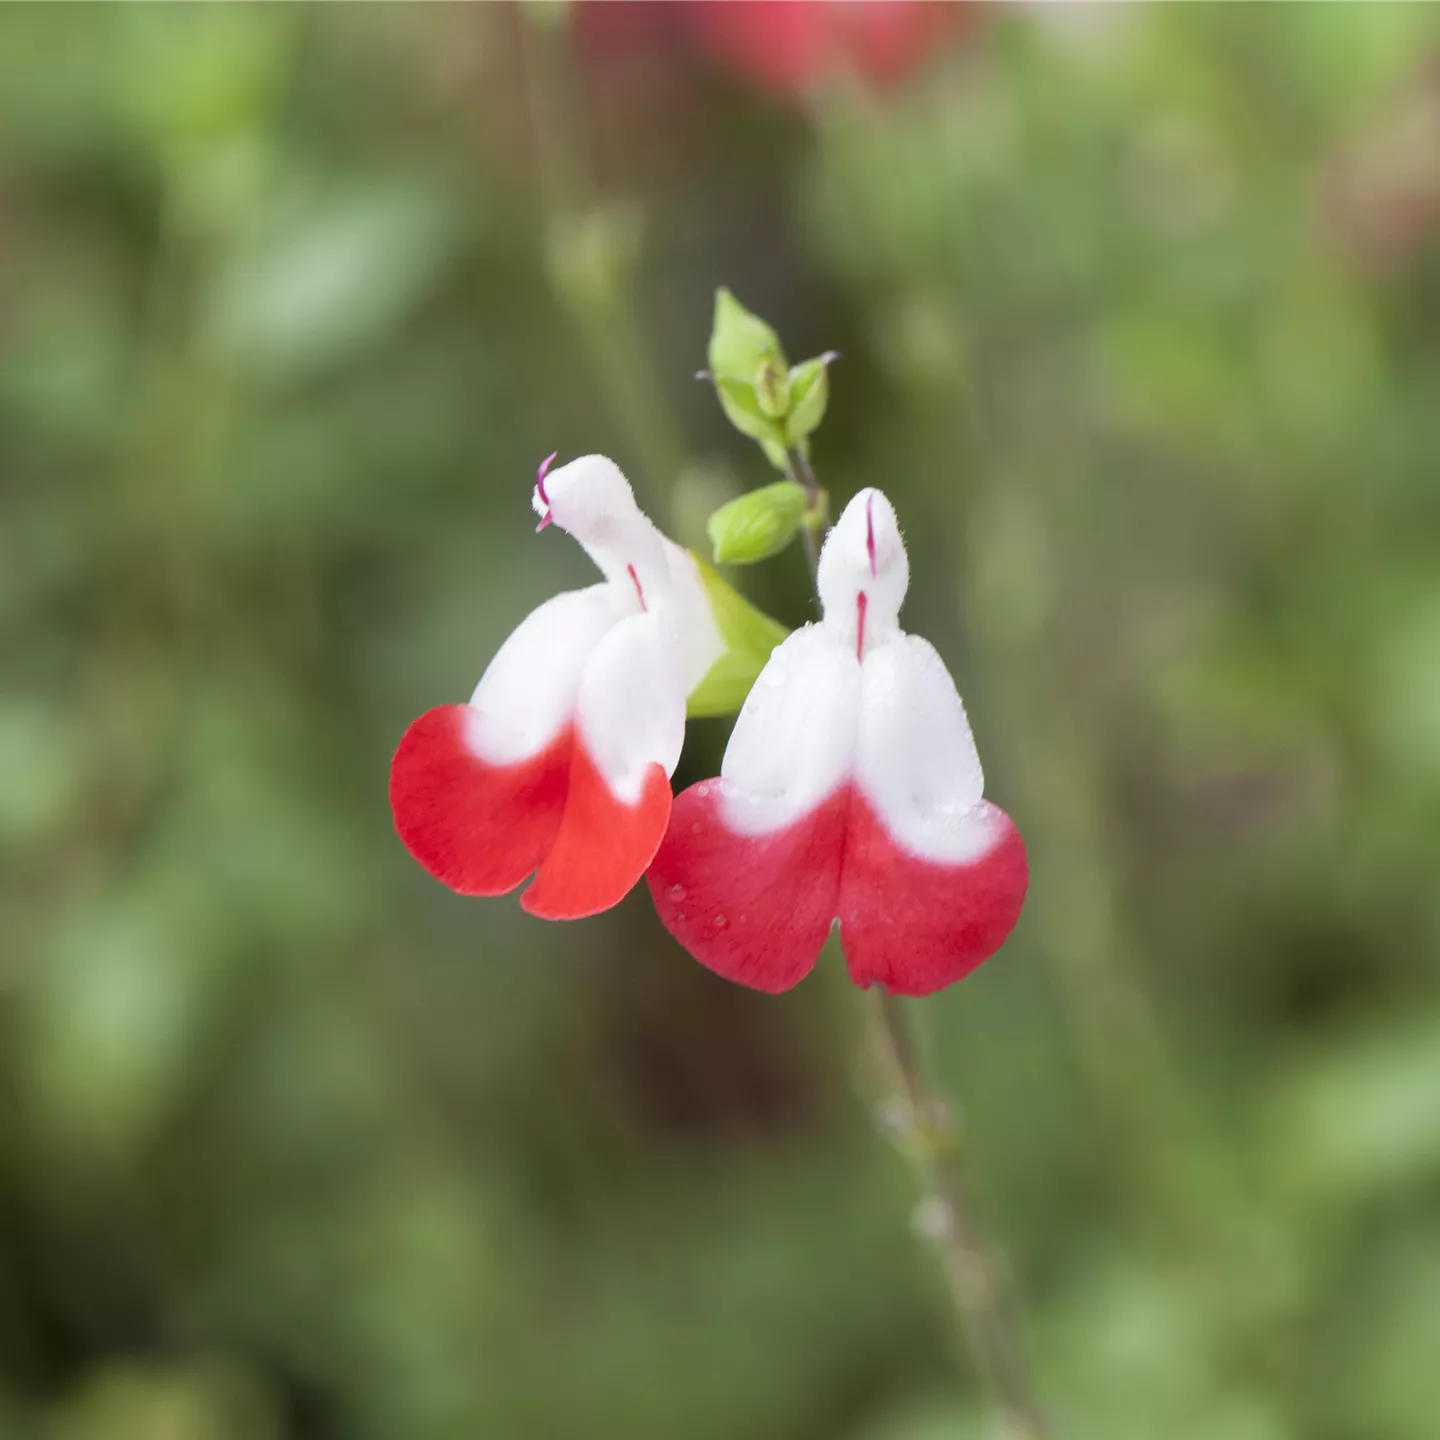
[839,798,1029,997]
[390,706,571,896]
[647,781,848,993]
[648,785,1028,996]
[522,737,672,921]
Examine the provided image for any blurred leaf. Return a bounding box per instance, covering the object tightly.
[50,1361,278,1440]
[545,202,644,313]
[207,178,461,382]
[847,1396,985,1440]
[1336,1242,1440,1440]
[119,6,287,149]
[22,889,222,1165]
[1267,1020,1440,1207]
[0,699,86,849]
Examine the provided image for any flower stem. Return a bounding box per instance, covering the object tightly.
[864,989,1050,1439]
[784,445,823,584]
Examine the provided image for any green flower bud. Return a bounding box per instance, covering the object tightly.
[784,351,838,442]
[706,481,808,566]
[755,352,790,419]
[708,287,787,380]
[713,376,785,446]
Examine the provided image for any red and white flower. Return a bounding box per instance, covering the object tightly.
[390,455,723,920]
[647,488,1028,996]
[683,0,977,100]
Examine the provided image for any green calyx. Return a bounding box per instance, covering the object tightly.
[685,556,790,719]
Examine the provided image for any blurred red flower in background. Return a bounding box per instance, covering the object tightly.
[578,1,976,103]
[686,0,974,97]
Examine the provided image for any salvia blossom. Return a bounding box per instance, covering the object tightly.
[647,488,1028,996]
[577,1,972,104]
[683,0,975,99]
[390,455,723,920]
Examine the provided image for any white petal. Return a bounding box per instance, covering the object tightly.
[855,634,996,864]
[532,457,720,694]
[575,611,687,805]
[467,584,622,765]
[534,454,670,595]
[659,538,726,695]
[817,488,909,657]
[719,623,861,835]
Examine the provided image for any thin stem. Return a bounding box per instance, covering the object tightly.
[865,990,1050,1439]
[518,8,688,500]
[784,445,823,585]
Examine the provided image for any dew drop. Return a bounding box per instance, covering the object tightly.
[667,884,687,901]
[712,914,728,931]
[676,912,687,923]
[692,822,702,834]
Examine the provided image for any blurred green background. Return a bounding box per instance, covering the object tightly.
[5,4,1440,1437]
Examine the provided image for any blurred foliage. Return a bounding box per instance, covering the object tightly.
[4,4,1440,1438]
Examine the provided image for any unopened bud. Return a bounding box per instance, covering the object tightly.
[755,352,790,418]
[708,287,786,382]
[707,481,808,565]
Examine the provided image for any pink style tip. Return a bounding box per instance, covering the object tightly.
[535,451,559,532]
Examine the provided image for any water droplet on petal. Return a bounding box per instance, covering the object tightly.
[668,884,687,901]
[712,914,728,931]
[676,912,687,923]
[692,822,702,834]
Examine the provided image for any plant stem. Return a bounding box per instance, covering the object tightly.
[518,7,688,501]
[865,990,1050,1439]
[784,445,823,584]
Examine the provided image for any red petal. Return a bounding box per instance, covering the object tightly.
[390,705,570,896]
[646,781,848,994]
[839,799,1028,997]
[521,737,671,921]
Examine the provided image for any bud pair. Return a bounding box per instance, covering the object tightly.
[703,288,837,564]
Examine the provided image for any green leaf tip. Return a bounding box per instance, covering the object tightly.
[785,351,838,441]
[708,288,786,379]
